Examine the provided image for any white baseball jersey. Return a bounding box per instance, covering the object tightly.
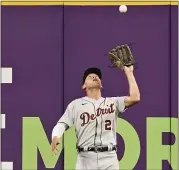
[52,96,126,148]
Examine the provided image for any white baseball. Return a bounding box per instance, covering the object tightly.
[119,5,127,13]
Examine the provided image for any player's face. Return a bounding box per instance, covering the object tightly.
[82,73,102,89]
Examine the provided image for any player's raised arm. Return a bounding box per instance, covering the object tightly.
[51,102,74,154]
[108,44,140,109]
[124,65,140,108]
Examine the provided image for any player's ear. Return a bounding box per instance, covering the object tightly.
[100,82,103,88]
[82,84,86,90]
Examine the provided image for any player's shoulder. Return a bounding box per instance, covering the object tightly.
[105,96,126,103]
[68,97,85,106]
[105,97,116,103]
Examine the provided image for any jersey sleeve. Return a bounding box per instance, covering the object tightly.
[114,96,127,114]
[52,101,74,140]
[52,123,68,141]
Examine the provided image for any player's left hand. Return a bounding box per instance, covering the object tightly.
[124,65,134,73]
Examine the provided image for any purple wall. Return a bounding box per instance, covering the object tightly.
[1,5,178,170]
[171,6,178,119]
[1,6,64,170]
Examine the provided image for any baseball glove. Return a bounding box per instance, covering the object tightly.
[108,44,134,71]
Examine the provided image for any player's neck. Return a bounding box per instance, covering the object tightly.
[86,88,102,100]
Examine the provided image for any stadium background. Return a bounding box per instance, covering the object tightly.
[1,1,178,170]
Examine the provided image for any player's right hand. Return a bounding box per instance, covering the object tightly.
[51,136,60,155]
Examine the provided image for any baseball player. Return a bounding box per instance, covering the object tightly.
[51,63,140,169]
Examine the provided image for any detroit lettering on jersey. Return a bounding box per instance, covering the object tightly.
[80,103,115,126]
[54,96,126,147]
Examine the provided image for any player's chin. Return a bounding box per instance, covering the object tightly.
[92,84,102,89]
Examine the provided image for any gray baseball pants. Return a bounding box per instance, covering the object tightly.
[75,150,119,170]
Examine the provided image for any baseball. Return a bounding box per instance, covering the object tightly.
[119,5,127,13]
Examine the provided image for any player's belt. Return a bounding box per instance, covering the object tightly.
[77,146,117,153]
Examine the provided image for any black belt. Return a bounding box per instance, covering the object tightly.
[77,146,117,153]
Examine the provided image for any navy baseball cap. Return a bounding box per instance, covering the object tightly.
[83,67,102,84]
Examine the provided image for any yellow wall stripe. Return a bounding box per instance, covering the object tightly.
[1,1,178,6]
[1,1,64,5]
